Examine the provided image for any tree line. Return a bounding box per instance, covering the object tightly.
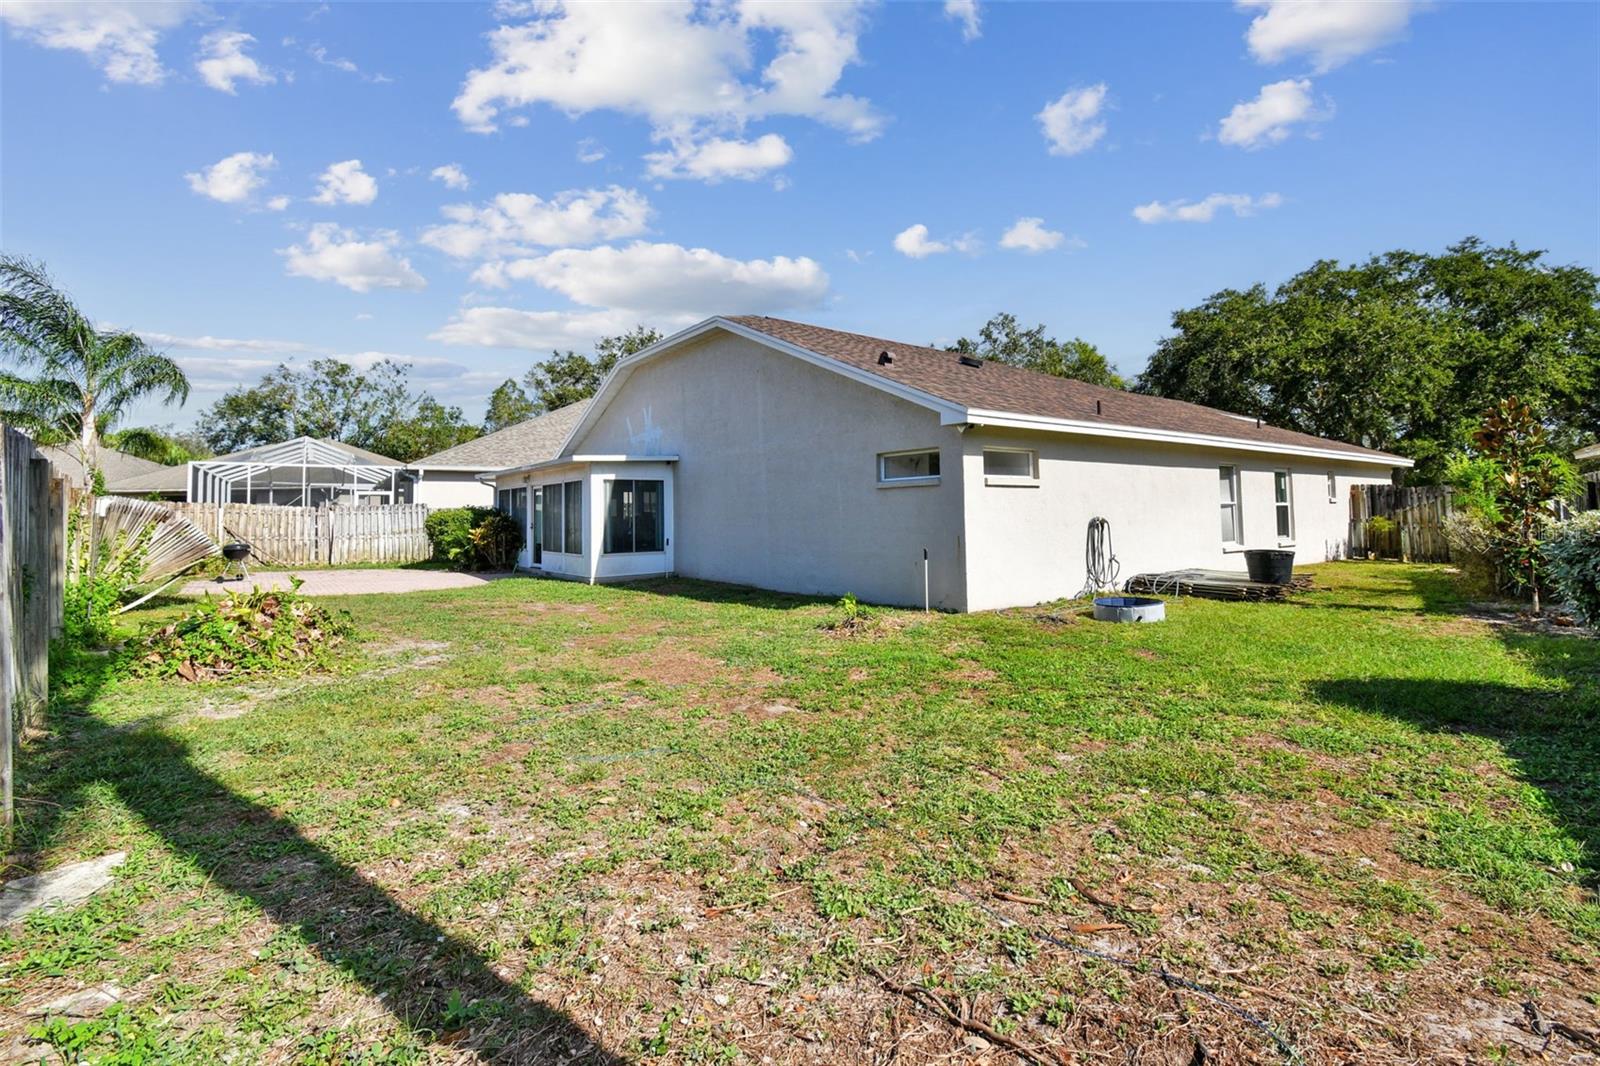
[2,240,1595,481]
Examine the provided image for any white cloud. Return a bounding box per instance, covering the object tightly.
[1239,0,1420,73]
[451,1,883,165]
[137,331,320,354]
[185,151,278,205]
[1132,192,1283,224]
[893,224,950,258]
[430,306,692,351]
[195,30,274,94]
[1037,83,1109,156]
[280,224,426,292]
[1217,78,1330,149]
[420,186,651,259]
[266,195,290,211]
[944,0,981,41]
[430,164,471,190]
[999,217,1067,253]
[470,241,828,314]
[576,138,607,164]
[312,159,379,205]
[0,0,195,85]
[645,133,793,182]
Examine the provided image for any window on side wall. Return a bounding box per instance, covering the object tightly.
[563,480,583,555]
[1275,470,1294,540]
[1327,472,1337,503]
[878,449,940,484]
[1219,466,1242,544]
[605,479,664,553]
[982,448,1036,482]
[542,483,564,553]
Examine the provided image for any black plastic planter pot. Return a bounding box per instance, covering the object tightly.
[1243,549,1295,585]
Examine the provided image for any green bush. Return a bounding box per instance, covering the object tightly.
[62,509,151,645]
[1543,511,1600,625]
[425,507,522,570]
[132,578,351,681]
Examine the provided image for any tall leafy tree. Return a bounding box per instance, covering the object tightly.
[0,255,190,474]
[104,425,211,465]
[197,358,444,458]
[948,313,1125,389]
[523,325,663,412]
[483,379,535,432]
[1138,239,1600,481]
[370,398,480,462]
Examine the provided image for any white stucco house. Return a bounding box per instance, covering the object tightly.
[487,316,1411,612]
[412,401,591,509]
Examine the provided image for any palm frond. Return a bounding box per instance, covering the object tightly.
[0,255,93,369]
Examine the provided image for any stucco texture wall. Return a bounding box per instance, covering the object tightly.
[414,470,493,509]
[959,428,1395,611]
[572,332,969,609]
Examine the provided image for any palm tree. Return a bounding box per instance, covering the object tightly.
[0,255,190,478]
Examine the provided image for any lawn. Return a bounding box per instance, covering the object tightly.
[2,562,1596,1064]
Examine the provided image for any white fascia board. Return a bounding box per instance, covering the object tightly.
[482,453,682,482]
[953,408,1414,468]
[413,464,491,473]
[554,316,966,457]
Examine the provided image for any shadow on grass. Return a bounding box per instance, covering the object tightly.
[11,647,623,1064]
[1310,570,1600,894]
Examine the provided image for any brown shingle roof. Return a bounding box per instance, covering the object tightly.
[725,316,1405,463]
[413,399,591,470]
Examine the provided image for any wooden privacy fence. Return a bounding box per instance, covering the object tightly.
[1,427,69,828]
[1348,484,1454,562]
[161,501,431,566]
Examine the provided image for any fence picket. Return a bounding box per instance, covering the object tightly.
[1349,484,1454,562]
[155,501,431,567]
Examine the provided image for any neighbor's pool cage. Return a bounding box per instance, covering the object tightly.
[186,437,412,506]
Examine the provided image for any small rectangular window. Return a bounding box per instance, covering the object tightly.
[1275,470,1294,540]
[1327,472,1337,503]
[878,449,940,483]
[1219,466,1241,544]
[983,448,1035,480]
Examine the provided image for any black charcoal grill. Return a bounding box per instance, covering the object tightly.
[219,541,252,581]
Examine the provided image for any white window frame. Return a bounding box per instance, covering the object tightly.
[1274,469,1295,543]
[1219,465,1243,547]
[877,448,941,486]
[982,447,1038,486]
[1327,472,1337,504]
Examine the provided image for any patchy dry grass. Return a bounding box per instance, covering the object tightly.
[2,562,1597,1064]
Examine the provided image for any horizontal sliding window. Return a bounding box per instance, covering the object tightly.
[983,448,1036,480]
[878,449,940,483]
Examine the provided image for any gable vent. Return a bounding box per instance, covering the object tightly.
[957,354,983,368]
[878,350,894,365]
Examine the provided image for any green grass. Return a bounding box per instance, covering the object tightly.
[2,562,1596,1064]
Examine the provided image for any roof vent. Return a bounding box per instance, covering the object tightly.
[878,350,893,365]
[958,354,983,369]
[1095,399,1102,416]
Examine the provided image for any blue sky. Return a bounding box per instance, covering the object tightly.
[3,1,1596,431]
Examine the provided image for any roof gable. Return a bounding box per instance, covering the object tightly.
[559,316,1412,468]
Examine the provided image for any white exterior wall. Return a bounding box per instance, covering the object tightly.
[959,428,1395,612]
[569,332,969,609]
[414,470,493,509]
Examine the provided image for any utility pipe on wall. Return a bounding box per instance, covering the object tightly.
[923,547,930,612]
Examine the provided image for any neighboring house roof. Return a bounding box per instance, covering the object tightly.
[38,444,167,492]
[414,400,592,471]
[722,316,1408,466]
[109,464,187,496]
[207,436,407,467]
[1576,442,1600,462]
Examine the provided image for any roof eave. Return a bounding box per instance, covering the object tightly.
[955,408,1413,467]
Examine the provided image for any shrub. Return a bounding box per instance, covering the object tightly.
[1543,511,1600,625]
[132,578,351,681]
[425,507,522,571]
